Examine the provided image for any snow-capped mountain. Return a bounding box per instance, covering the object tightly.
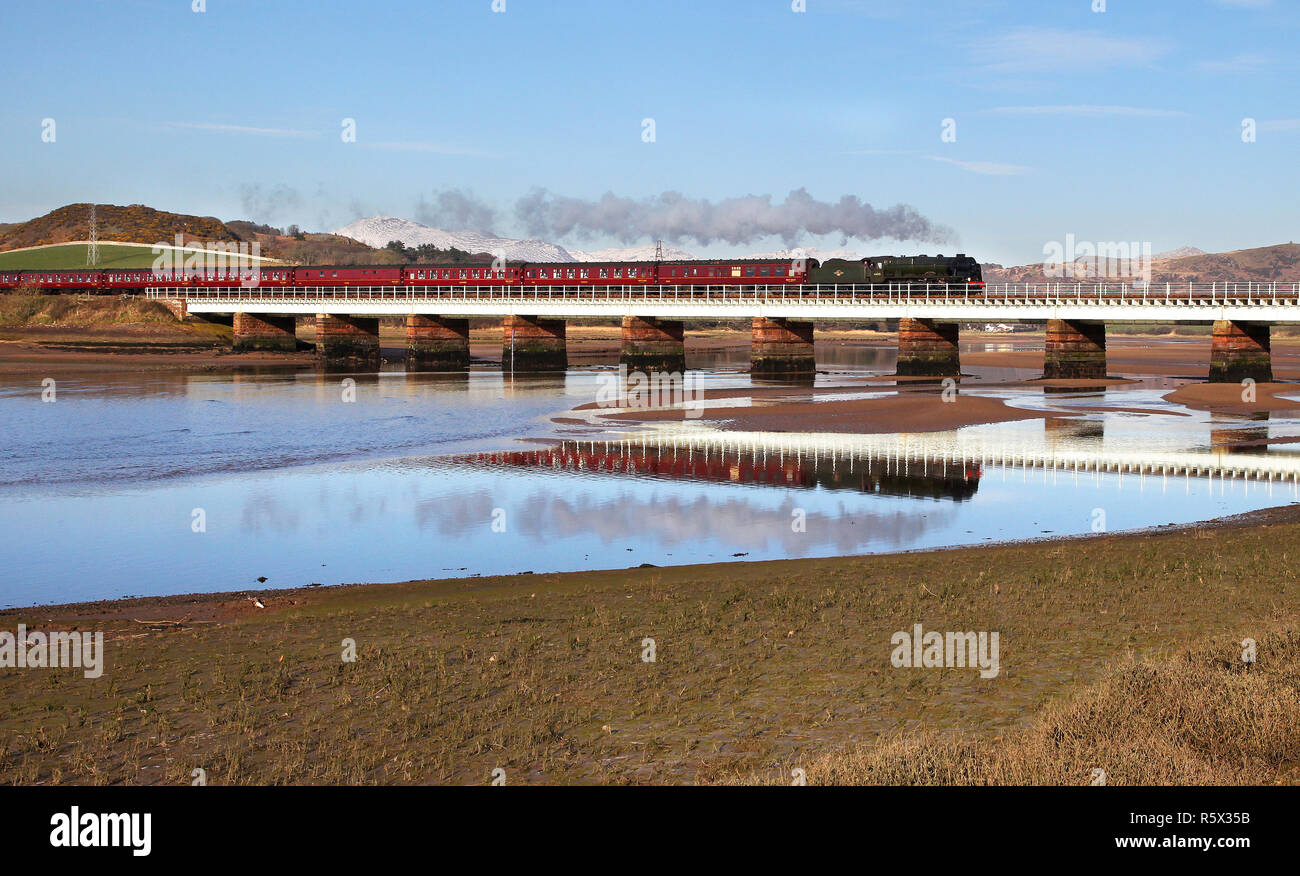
[568,244,696,262]
[1153,246,1207,260]
[332,217,575,262]
[743,247,869,261]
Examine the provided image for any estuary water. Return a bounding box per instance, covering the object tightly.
[3,348,1300,607]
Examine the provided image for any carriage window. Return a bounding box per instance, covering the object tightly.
[731,267,742,277]
[775,266,786,276]
[579,269,589,278]
[613,268,622,278]
[629,268,638,278]
[744,267,756,277]
[759,266,770,276]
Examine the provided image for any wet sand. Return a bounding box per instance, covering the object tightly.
[599,392,1069,434]
[14,323,1299,435]
[1163,381,1300,414]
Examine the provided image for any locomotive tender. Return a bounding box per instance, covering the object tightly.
[0,254,983,292]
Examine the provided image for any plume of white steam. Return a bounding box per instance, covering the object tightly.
[415,188,499,233]
[513,187,953,246]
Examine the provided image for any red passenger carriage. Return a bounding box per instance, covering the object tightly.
[293,265,404,286]
[656,258,807,286]
[522,261,656,286]
[401,265,522,286]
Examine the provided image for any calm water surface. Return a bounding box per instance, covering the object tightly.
[3,347,1299,607]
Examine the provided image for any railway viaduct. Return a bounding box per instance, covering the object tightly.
[150,282,1299,382]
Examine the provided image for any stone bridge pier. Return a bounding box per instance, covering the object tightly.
[316,314,381,368]
[1210,320,1272,383]
[233,313,298,352]
[620,316,685,371]
[503,315,567,371]
[406,315,470,371]
[1044,319,1107,380]
[897,318,960,377]
[751,317,815,374]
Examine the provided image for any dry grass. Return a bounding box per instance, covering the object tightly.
[736,624,1300,785]
[0,293,178,327]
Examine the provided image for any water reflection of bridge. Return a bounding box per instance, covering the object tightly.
[474,426,1300,497]
[638,428,1300,493]
[454,440,983,501]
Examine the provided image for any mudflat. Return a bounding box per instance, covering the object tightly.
[1,504,1295,785]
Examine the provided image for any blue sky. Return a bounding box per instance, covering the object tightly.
[2,0,1297,264]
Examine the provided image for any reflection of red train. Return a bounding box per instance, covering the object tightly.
[459,444,983,501]
[0,257,811,292]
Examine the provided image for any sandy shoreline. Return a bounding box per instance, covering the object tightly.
[597,391,1073,433]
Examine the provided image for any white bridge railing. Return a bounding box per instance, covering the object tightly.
[144,282,1300,322]
[641,428,1300,486]
[147,281,1300,305]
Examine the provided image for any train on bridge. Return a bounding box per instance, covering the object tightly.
[0,253,984,292]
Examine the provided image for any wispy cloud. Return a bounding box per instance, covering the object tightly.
[927,156,1030,176]
[1198,52,1277,73]
[1212,0,1271,8]
[989,105,1191,119]
[164,121,319,138]
[366,141,499,157]
[840,148,918,156]
[1260,119,1300,132]
[973,27,1169,73]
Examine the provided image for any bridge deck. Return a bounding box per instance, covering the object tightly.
[148,283,1300,323]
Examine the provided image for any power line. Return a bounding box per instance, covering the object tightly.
[87,204,100,266]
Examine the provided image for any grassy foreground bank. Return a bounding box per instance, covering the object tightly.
[1,509,1298,786]
[0,293,179,328]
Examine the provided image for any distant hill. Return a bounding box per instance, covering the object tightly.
[983,243,1300,285]
[0,204,238,250]
[1154,246,1207,260]
[0,204,400,267]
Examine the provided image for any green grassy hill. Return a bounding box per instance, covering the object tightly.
[0,203,393,267]
[0,243,279,270]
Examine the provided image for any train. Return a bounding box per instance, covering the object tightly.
[0,253,983,292]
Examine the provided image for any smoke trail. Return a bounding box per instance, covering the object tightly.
[513,187,953,246]
[238,183,303,224]
[415,189,498,233]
